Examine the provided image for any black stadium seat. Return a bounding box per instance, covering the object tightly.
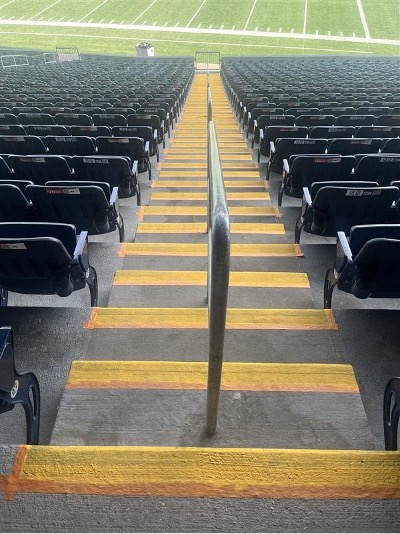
[45,136,96,156]
[72,155,140,202]
[278,154,356,206]
[9,155,72,185]
[324,225,400,308]
[0,222,98,306]
[295,182,398,244]
[96,136,151,180]
[27,182,124,242]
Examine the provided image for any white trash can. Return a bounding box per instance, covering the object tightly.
[136,43,154,57]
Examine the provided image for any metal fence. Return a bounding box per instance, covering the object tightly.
[56,47,81,62]
[195,51,221,71]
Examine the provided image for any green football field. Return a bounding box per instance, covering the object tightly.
[0,0,398,56]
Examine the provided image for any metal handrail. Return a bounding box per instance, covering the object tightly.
[205,83,230,436]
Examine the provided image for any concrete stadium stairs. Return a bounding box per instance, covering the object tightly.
[1,73,399,531]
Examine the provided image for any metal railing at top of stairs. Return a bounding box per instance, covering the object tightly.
[205,79,230,436]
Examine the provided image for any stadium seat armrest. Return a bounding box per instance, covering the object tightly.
[131,160,138,175]
[337,231,353,261]
[259,129,264,141]
[153,129,158,141]
[270,141,275,154]
[283,159,290,174]
[254,119,258,131]
[110,187,119,204]
[144,141,150,154]
[74,231,88,259]
[303,187,312,206]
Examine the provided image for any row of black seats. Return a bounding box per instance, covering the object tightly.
[256,124,400,156]
[0,112,168,147]
[0,180,124,242]
[248,113,400,142]
[278,153,400,206]
[265,137,400,179]
[0,134,152,187]
[0,154,141,203]
[0,125,161,159]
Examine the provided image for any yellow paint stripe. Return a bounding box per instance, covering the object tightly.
[137,222,207,234]
[172,135,243,139]
[143,206,207,216]
[153,181,208,188]
[231,223,284,234]
[13,446,400,499]
[150,192,270,200]
[136,223,284,234]
[84,307,337,330]
[113,270,309,288]
[167,148,251,155]
[118,243,303,257]
[66,361,359,393]
[165,154,253,161]
[159,171,260,178]
[153,181,265,188]
[140,206,278,217]
[168,144,249,149]
[160,162,259,170]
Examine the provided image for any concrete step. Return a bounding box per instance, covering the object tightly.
[136,205,279,218]
[119,242,302,257]
[108,270,312,308]
[149,191,271,203]
[5,445,399,503]
[51,361,373,450]
[159,162,259,170]
[84,307,337,331]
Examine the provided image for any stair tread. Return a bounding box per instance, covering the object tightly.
[66,361,358,392]
[13,446,398,499]
[84,307,337,330]
[119,242,302,257]
[113,270,309,287]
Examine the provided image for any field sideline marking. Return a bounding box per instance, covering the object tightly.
[78,0,110,24]
[0,19,398,46]
[303,0,308,34]
[186,0,208,27]
[356,0,371,40]
[131,0,160,25]
[243,0,257,31]
[0,29,374,54]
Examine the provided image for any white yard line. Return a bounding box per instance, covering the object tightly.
[78,0,110,24]
[243,0,257,31]
[0,0,16,10]
[28,0,62,21]
[356,0,371,40]
[0,19,398,46]
[186,0,208,28]
[303,0,308,34]
[130,0,160,25]
[0,29,375,53]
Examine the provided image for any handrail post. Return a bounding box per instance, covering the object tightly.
[205,117,230,436]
